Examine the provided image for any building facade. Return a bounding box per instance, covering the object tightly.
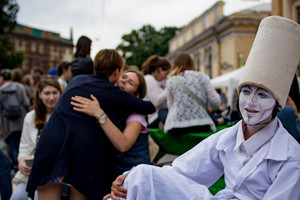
[10,24,74,74]
[272,0,300,75]
[166,1,270,78]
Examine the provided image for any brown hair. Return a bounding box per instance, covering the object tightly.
[171,52,196,76]
[23,74,32,86]
[11,68,24,83]
[75,36,92,57]
[141,55,171,75]
[94,49,124,76]
[57,61,71,76]
[124,69,147,99]
[33,78,61,130]
[31,67,44,86]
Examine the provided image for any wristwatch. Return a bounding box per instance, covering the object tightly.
[98,113,107,125]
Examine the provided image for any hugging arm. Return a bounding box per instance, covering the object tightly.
[71,95,144,152]
[115,89,156,115]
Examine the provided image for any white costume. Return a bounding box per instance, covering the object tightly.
[122,119,300,200]
[118,16,300,200]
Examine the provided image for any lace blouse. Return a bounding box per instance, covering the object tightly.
[164,70,220,132]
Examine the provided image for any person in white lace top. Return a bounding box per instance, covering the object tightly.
[164,52,221,134]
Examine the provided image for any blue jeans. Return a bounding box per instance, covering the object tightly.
[149,108,168,128]
[5,131,21,170]
[0,150,12,200]
[277,105,300,143]
[10,182,38,200]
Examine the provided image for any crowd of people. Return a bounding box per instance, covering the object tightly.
[0,15,299,200]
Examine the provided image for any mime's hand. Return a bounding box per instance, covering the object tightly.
[103,174,128,200]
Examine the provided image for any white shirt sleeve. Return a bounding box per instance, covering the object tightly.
[145,75,167,109]
[18,111,37,159]
[262,153,300,199]
[165,133,224,187]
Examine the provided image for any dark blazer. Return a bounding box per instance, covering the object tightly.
[27,74,155,199]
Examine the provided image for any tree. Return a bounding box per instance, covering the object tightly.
[117,25,180,68]
[0,0,22,69]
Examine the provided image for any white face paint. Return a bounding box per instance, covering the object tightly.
[239,85,276,126]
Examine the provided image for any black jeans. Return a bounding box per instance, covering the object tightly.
[5,131,21,170]
[0,150,12,200]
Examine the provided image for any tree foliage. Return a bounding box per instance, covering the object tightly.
[0,0,18,34]
[117,25,180,68]
[0,0,22,69]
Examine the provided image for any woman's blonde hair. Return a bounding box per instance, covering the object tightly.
[171,52,196,76]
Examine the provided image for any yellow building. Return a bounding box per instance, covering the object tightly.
[272,0,300,21]
[166,1,270,78]
[10,24,73,74]
[272,0,300,75]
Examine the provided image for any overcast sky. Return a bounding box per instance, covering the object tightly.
[17,0,271,58]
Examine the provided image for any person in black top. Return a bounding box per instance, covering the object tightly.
[71,35,94,77]
[26,49,155,199]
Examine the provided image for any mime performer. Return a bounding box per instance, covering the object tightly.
[105,16,300,200]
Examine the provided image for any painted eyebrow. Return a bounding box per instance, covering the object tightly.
[242,85,252,91]
[256,88,270,93]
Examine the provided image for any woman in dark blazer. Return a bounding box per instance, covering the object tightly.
[27,49,155,199]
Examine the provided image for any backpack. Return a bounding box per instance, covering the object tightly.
[1,90,22,119]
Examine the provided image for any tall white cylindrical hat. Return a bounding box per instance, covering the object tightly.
[238,16,300,108]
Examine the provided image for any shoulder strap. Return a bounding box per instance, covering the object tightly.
[31,129,42,156]
[173,77,206,109]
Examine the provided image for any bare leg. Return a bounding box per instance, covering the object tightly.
[37,181,63,200]
[69,186,88,200]
[217,118,225,125]
[221,109,228,117]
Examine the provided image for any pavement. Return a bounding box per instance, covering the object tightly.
[156,153,178,166]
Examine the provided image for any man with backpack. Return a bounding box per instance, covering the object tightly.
[0,69,30,174]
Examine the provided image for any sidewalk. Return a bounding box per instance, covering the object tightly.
[156,153,178,166]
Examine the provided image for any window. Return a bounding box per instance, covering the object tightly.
[18,40,22,47]
[205,48,212,78]
[34,59,40,67]
[194,52,201,71]
[39,44,44,54]
[202,17,206,30]
[238,53,244,68]
[31,42,37,52]
[191,26,195,38]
